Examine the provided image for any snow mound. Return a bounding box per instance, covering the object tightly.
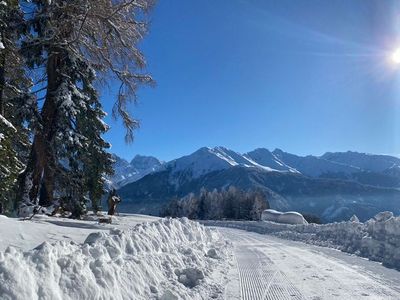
[0,218,232,300]
[261,209,308,225]
[203,211,400,270]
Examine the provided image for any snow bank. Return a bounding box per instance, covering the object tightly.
[261,209,308,225]
[203,211,400,270]
[0,218,232,300]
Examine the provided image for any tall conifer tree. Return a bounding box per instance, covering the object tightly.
[18,0,154,216]
[0,0,34,213]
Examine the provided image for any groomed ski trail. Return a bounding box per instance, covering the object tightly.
[220,227,400,300]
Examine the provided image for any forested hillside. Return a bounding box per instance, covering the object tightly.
[160,187,269,221]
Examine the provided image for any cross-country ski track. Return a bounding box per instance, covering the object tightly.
[219,228,400,300]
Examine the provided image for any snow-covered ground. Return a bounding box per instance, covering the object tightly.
[220,228,400,299]
[203,211,400,271]
[2,212,400,299]
[0,213,159,252]
[0,214,232,300]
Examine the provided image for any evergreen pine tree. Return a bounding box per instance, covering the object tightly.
[0,0,35,214]
[53,57,113,216]
[17,0,154,216]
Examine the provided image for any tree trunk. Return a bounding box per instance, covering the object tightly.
[18,50,62,207]
[0,37,5,116]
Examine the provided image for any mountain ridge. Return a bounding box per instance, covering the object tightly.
[113,146,400,221]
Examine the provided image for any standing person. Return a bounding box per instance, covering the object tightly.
[107,189,121,215]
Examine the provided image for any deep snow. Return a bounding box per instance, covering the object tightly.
[0,215,232,300]
[2,211,399,299]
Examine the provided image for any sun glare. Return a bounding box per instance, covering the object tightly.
[391,48,400,64]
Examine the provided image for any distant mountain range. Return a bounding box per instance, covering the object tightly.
[112,147,400,222]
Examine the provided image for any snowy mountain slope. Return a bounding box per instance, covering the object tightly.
[109,154,164,188]
[245,148,300,173]
[118,165,400,222]
[166,146,400,183]
[110,155,133,183]
[322,151,400,173]
[272,148,360,177]
[165,146,282,179]
[166,147,238,178]
[244,148,400,184]
[118,167,288,216]
[113,147,400,190]
[115,147,400,221]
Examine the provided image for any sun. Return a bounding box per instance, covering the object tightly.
[391,48,400,64]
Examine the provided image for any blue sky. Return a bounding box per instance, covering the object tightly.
[102,0,400,161]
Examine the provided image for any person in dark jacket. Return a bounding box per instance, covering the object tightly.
[107,189,121,215]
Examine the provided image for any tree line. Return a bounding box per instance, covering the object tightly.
[160,186,270,221]
[0,0,155,217]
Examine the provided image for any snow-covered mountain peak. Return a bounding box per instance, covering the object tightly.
[109,154,164,188]
[167,147,239,178]
[167,146,285,179]
[113,147,400,190]
[246,148,300,173]
[130,155,163,171]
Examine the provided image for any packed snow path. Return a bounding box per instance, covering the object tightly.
[235,246,303,300]
[221,228,400,300]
